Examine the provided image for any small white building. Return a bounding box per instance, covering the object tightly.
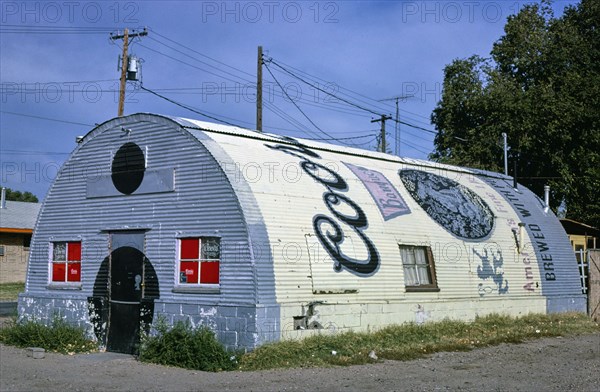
[19,113,585,353]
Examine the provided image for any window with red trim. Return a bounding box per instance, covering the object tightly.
[51,241,82,282]
[178,237,220,285]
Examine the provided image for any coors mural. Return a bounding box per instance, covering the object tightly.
[399,169,494,240]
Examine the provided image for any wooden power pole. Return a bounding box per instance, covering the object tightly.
[110,28,148,116]
[256,46,263,132]
[379,95,412,156]
[372,114,392,153]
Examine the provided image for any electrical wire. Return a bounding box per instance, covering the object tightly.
[0,25,115,34]
[0,149,70,155]
[137,43,249,86]
[146,36,253,84]
[267,58,382,117]
[273,58,433,123]
[263,101,323,140]
[262,101,369,149]
[268,58,439,136]
[139,85,245,128]
[263,60,335,141]
[138,35,374,118]
[0,111,93,126]
[149,29,256,80]
[306,134,377,141]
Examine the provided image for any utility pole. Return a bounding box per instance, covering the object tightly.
[110,28,148,116]
[256,46,263,132]
[379,95,412,156]
[502,132,508,176]
[371,114,392,153]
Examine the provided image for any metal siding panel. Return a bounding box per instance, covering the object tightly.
[26,113,584,341]
[199,129,580,313]
[26,116,256,306]
[481,178,585,305]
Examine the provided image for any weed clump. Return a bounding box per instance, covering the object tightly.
[0,316,96,354]
[139,320,237,372]
[239,312,599,370]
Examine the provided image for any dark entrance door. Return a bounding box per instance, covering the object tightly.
[107,231,145,354]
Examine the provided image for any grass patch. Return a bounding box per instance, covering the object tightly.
[0,282,25,301]
[0,316,97,354]
[139,320,238,372]
[239,312,599,370]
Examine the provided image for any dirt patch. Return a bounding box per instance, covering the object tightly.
[1,333,598,391]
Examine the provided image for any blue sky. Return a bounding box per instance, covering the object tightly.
[0,0,578,200]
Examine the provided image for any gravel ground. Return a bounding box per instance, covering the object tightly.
[1,332,598,392]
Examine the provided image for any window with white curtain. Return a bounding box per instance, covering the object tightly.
[399,245,439,291]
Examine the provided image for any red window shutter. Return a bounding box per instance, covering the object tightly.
[52,263,66,282]
[67,242,81,261]
[180,238,199,259]
[200,261,219,284]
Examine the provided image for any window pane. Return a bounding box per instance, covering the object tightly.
[180,261,199,284]
[181,238,199,259]
[52,263,66,282]
[67,242,81,261]
[53,242,66,261]
[417,266,431,285]
[201,238,220,259]
[67,262,81,282]
[403,266,418,286]
[200,261,220,284]
[400,247,416,266]
[415,248,428,265]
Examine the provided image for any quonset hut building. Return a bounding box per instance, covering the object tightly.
[19,113,586,353]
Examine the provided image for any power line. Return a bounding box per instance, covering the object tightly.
[0,25,115,34]
[263,61,334,141]
[267,58,382,117]
[263,101,324,141]
[401,138,432,155]
[139,85,245,128]
[139,40,371,118]
[150,29,256,80]
[273,58,433,123]
[269,58,439,136]
[1,79,119,85]
[271,59,393,113]
[137,43,248,86]
[0,111,93,126]
[269,59,435,129]
[262,101,369,149]
[306,134,377,141]
[145,36,253,84]
[136,34,383,120]
[0,149,70,155]
[395,119,438,135]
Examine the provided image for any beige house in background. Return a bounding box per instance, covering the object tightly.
[0,198,41,283]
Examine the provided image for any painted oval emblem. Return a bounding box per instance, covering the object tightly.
[399,169,494,240]
[111,142,145,195]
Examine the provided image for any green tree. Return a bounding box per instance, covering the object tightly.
[431,0,600,228]
[3,187,39,203]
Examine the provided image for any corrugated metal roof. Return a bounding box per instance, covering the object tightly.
[169,115,513,181]
[0,200,41,230]
[160,114,582,307]
[21,113,586,348]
